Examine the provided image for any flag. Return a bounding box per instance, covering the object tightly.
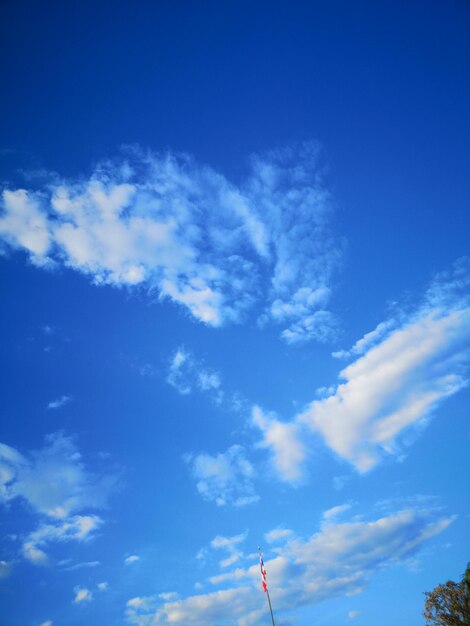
[259,548,268,593]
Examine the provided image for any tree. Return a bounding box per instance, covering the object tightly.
[424,563,470,626]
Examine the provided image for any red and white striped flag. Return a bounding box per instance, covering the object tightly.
[259,547,268,593]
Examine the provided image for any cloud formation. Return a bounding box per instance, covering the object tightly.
[0,433,114,565]
[125,555,140,565]
[166,346,222,400]
[300,263,470,471]
[0,144,340,343]
[249,262,470,478]
[0,432,113,518]
[23,515,102,565]
[186,445,258,507]
[47,395,72,410]
[252,406,307,483]
[125,503,452,625]
[73,586,93,603]
[209,532,248,569]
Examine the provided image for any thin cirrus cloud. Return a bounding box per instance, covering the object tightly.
[185,445,259,507]
[125,502,453,626]
[0,433,114,565]
[321,503,353,521]
[251,262,470,478]
[23,515,103,565]
[125,555,140,565]
[47,395,72,410]
[62,560,101,572]
[210,532,248,569]
[0,144,341,344]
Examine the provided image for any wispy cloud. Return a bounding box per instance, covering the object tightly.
[0,144,340,344]
[47,395,72,410]
[264,528,294,544]
[322,503,353,521]
[248,262,470,478]
[300,262,470,471]
[0,433,115,564]
[23,515,102,565]
[186,445,258,507]
[125,503,452,625]
[252,405,307,483]
[0,432,114,518]
[165,345,249,415]
[62,560,101,571]
[332,320,395,360]
[73,586,93,603]
[166,346,222,400]
[0,559,12,579]
[125,555,140,565]
[210,532,248,568]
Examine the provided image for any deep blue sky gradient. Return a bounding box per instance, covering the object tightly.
[1,2,469,626]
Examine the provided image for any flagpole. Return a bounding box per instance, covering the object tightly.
[265,587,276,626]
[258,546,276,626]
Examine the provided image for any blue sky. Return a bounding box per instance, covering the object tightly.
[1,1,469,625]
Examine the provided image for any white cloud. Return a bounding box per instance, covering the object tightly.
[47,395,72,410]
[0,145,340,343]
[0,433,113,565]
[211,532,247,552]
[166,347,194,395]
[248,144,342,344]
[0,432,114,518]
[299,265,470,471]
[97,581,109,591]
[252,406,307,483]
[23,515,103,565]
[210,532,247,568]
[159,591,179,601]
[198,370,221,392]
[166,346,222,400]
[73,586,93,603]
[125,555,140,564]
[127,596,151,609]
[0,189,52,261]
[265,528,294,544]
[62,560,101,571]
[187,445,258,507]
[348,610,360,619]
[126,504,453,625]
[126,595,160,626]
[39,621,53,626]
[300,308,470,472]
[281,309,339,345]
[322,503,352,520]
[332,320,395,359]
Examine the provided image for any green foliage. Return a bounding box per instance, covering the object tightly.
[424,563,470,626]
